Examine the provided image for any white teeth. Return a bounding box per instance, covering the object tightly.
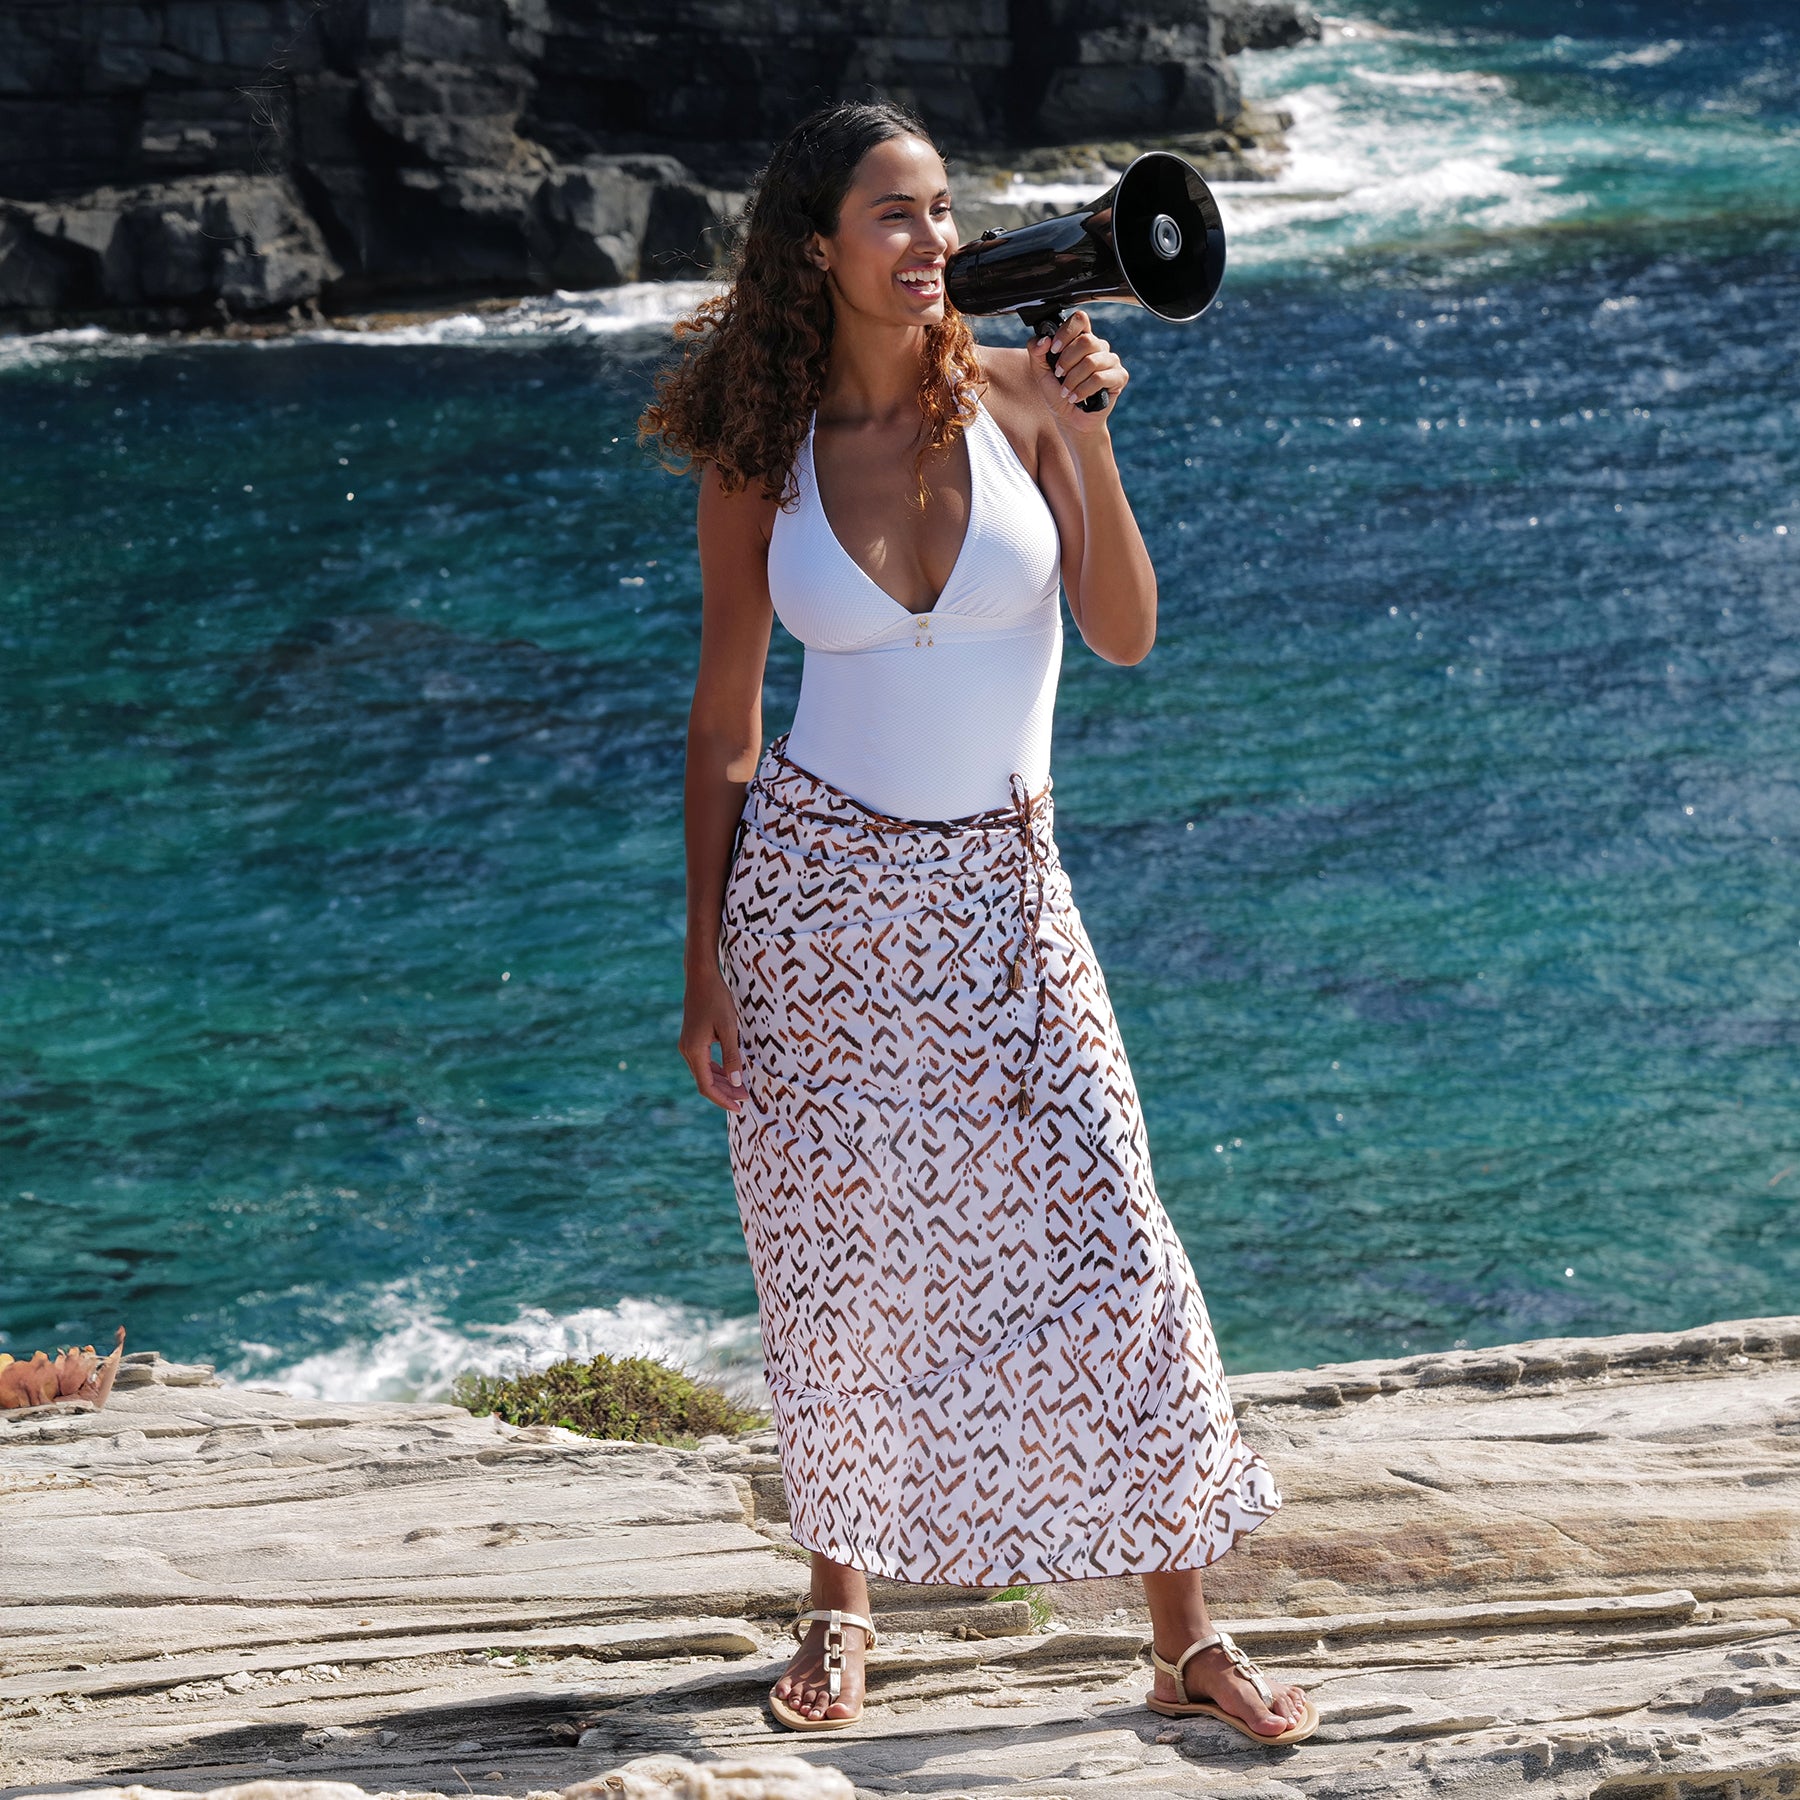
[897,270,942,291]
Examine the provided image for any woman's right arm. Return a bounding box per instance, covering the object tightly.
[679,461,777,1114]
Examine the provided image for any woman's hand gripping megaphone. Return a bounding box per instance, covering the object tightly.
[1030,308,1128,427]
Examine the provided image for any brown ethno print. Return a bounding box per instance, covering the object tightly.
[720,731,1282,1585]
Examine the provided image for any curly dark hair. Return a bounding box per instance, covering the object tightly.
[637,99,984,508]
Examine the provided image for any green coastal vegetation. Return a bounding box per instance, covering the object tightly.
[452,1351,766,1446]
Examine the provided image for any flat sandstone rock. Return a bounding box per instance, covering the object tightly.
[4,1318,1797,1800]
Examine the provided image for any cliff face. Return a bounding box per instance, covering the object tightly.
[520,0,1301,160]
[0,0,1318,328]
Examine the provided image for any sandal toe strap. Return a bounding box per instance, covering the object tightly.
[1216,1627,1276,1706]
[790,1608,878,1704]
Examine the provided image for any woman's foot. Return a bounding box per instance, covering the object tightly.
[770,1614,870,1724]
[1151,1638,1310,1738]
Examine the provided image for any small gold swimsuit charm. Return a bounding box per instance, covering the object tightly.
[1008,952,1026,994]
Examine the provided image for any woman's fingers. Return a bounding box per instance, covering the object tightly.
[707,1051,744,1112]
[1054,348,1104,394]
[695,1032,743,1112]
[1049,307,1095,353]
[1046,312,1128,411]
[679,1003,746,1112]
[714,1009,745,1110]
[1049,334,1101,375]
[1047,311,1103,376]
[1056,354,1127,410]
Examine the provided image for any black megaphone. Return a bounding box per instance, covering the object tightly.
[945,150,1226,413]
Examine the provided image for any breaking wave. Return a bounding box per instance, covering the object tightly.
[231,1288,767,1408]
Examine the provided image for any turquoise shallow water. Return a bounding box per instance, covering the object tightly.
[2,1,1796,1397]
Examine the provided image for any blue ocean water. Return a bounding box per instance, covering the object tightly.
[2,1,1796,1399]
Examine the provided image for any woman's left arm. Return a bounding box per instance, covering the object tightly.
[1030,309,1157,666]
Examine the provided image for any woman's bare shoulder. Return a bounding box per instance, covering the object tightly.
[697,460,781,547]
[973,343,1046,475]
[975,341,1039,402]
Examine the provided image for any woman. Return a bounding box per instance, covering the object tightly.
[641,99,1317,1747]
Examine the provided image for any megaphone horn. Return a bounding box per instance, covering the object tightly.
[945,151,1227,414]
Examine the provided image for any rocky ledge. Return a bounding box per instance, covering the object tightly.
[0,0,1318,332]
[4,1313,1797,1798]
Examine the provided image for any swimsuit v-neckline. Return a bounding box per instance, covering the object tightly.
[805,404,984,619]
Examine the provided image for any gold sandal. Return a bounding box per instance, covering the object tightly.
[767,1606,878,1732]
[1146,1626,1319,1744]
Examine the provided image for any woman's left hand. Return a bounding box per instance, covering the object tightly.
[1032,309,1128,432]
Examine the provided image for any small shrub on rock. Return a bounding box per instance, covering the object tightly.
[451,1353,763,1445]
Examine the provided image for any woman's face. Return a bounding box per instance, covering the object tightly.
[810,134,959,326]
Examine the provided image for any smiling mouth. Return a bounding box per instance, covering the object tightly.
[895,267,943,297]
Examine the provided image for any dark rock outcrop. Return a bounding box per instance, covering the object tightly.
[4,174,338,318]
[1220,0,1326,53]
[0,0,1321,329]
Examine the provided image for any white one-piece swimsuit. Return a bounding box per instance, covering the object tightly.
[767,398,1065,822]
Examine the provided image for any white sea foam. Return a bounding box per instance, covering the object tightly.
[1352,66,1510,95]
[299,280,724,347]
[1596,39,1684,71]
[1317,15,1410,41]
[992,172,1125,206]
[0,322,138,371]
[0,279,724,368]
[231,1288,767,1407]
[1212,20,1571,265]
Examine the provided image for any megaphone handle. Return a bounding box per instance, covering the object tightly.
[1025,308,1108,413]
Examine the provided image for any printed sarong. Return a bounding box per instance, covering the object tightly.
[719,730,1282,1584]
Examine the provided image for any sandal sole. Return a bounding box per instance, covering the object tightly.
[1145,1691,1320,1744]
